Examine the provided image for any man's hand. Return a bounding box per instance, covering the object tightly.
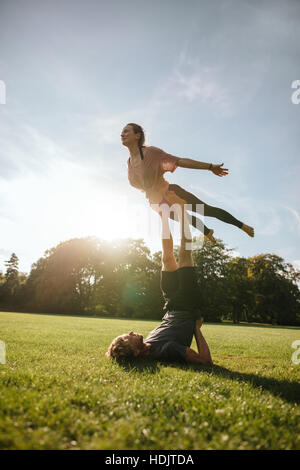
[211,163,228,177]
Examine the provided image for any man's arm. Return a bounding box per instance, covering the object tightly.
[185,320,213,365]
[177,158,228,177]
[185,347,212,364]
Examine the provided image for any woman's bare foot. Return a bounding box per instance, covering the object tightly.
[242,224,254,238]
[205,229,216,244]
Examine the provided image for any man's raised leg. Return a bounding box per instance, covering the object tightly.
[178,201,193,268]
[178,203,213,365]
[159,209,178,272]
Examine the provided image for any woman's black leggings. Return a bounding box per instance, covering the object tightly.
[166,184,244,236]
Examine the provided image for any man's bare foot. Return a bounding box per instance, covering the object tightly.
[205,229,216,244]
[242,224,254,238]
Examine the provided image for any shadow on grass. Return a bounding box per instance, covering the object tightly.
[117,359,300,404]
[207,364,300,405]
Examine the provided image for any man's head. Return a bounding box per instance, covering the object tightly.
[106,331,150,360]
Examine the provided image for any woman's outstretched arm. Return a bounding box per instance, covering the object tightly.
[177,157,228,177]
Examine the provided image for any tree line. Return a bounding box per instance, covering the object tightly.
[0,236,299,325]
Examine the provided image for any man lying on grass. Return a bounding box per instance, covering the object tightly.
[106,201,213,365]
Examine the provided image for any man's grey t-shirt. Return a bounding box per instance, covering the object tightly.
[145,267,202,362]
[145,311,196,362]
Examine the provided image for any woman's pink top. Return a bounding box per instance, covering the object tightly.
[127,146,180,204]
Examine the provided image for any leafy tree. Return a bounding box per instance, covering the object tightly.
[24,238,106,314]
[192,238,232,322]
[2,237,300,325]
[225,257,255,323]
[23,237,162,317]
[247,254,300,325]
[0,270,5,305]
[109,238,162,319]
[0,253,20,306]
[5,253,19,291]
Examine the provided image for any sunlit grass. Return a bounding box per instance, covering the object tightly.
[0,312,299,450]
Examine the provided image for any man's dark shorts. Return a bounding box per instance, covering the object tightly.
[145,266,202,361]
[160,266,202,320]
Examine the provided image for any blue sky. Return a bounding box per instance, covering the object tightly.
[0,0,299,274]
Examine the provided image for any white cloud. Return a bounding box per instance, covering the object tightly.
[0,111,73,179]
[284,206,300,234]
[172,67,233,115]
[229,248,242,258]
[0,248,11,256]
[146,41,268,119]
[144,56,234,117]
[254,207,282,236]
[189,184,219,202]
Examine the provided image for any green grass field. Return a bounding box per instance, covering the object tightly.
[0,311,299,450]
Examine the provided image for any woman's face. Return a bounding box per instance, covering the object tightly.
[121,125,140,147]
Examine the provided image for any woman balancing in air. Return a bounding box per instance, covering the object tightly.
[121,123,254,243]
